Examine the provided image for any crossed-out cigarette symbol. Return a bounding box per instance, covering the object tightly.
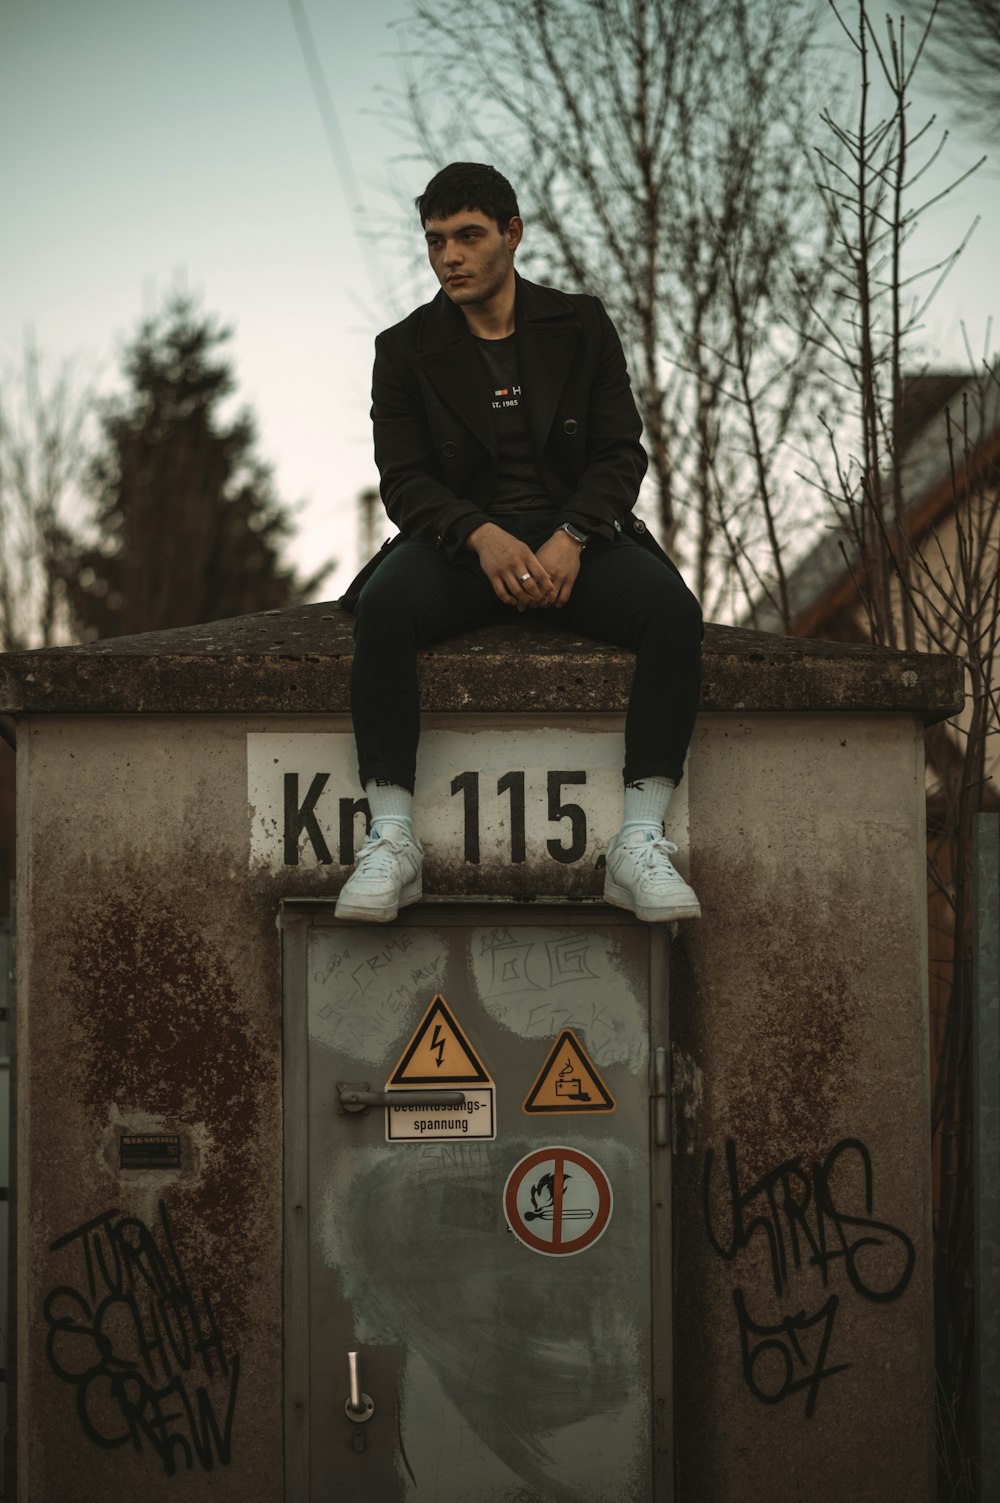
[523,1169,594,1222]
[504,1147,613,1256]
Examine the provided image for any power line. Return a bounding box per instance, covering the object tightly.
[286,0,386,304]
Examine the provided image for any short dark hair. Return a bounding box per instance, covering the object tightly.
[415,163,519,234]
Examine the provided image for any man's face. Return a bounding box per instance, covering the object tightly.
[423,208,523,308]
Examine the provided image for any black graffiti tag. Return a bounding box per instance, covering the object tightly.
[703,1137,915,1416]
[704,1136,915,1300]
[43,1202,240,1474]
[733,1289,847,1418]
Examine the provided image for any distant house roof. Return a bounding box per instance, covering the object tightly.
[751,371,1000,637]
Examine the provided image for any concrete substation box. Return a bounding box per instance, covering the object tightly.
[0,605,962,1503]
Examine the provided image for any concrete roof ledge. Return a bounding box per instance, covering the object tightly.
[0,602,964,725]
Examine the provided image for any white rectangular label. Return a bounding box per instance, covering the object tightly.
[385,1087,496,1142]
[247,727,688,874]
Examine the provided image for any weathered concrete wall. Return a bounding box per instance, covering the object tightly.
[18,717,282,1503]
[14,705,934,1501]
[675,713,933,1502]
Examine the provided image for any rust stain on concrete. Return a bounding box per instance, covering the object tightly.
[695,851,860,1175]
[61,872,272,1347]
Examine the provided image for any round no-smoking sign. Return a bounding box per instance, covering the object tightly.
[503,1146,613,1256]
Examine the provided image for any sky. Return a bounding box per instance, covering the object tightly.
[2,0,996,602]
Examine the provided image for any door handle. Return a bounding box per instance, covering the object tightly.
[337,1082,467,1113]
[345,1350,375,1422]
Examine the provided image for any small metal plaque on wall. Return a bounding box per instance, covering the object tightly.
[120,1133,181,1170]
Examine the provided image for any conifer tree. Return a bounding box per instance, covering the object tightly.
[64,297,328,638]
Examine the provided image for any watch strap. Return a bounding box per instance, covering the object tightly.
[558,522,588,547]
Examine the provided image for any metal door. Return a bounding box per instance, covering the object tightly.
[283,904,672,1503]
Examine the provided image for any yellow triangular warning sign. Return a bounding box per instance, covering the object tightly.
[387,995,493,1087]
[523,1029,615,1114]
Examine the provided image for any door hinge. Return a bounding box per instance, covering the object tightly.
[652,1046,670,1148]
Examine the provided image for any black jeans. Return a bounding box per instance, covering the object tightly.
[351,532,702,792]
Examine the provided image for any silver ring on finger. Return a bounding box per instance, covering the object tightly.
[518,572,532,582]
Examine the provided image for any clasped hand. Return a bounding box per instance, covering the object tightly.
[465,523,583,610]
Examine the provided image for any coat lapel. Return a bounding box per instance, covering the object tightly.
[416,292,495,455]
[515,277,580,453]
[412,276,581,458]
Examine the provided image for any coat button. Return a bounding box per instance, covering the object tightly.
[442,441,458,458]
[563,418,578,435]
[633,518,646,534]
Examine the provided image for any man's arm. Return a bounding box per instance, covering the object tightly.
[372,334,555,607]
[463,521,556,610]
[524,297,646,608]
[371,335,488,557]
[532,528,584,608]
[552,298,648,543]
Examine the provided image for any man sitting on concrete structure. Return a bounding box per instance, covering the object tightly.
[337,162,702,924]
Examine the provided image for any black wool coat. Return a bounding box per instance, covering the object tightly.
[340,273,677,610]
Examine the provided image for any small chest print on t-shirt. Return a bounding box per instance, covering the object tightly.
[474,332,552,520]
[492,382,522,412]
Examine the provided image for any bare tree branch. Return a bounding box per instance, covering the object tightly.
[0,334,91,650]
[903,0,1000,142]
[391,0,839,609]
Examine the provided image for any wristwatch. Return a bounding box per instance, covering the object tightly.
[557,522,588,547]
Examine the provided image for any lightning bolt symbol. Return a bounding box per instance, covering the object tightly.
[430,1023,446,1069]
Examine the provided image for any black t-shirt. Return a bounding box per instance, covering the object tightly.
[474,334,556,533]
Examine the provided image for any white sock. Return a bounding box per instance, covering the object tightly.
[365,780,414,840]
[615,776,675,845]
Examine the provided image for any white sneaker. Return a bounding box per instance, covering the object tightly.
[604,833,701,922]
[335,827,423,923]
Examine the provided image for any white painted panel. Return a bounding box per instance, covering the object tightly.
[247,727,688,876]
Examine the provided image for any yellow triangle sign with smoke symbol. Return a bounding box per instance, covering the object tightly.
[523,1029,615,1114]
